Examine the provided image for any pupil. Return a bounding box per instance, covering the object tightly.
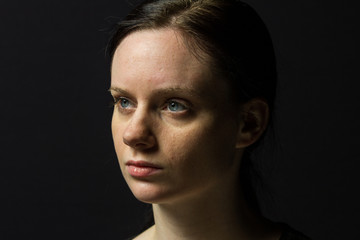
[170,102,178,111]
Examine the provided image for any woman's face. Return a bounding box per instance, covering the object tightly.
[110,29,242,204]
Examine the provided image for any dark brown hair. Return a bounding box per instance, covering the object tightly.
[108,0,276,105]
[107,0,277,219]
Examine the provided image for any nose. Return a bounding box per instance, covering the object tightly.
[122,109,157,151]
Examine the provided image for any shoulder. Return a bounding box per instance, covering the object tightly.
[279,224,312,240]
[126,225,155,240]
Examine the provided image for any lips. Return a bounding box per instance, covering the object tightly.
[126,160,162,177]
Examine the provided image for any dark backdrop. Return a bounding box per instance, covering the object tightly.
[1,0,359,239]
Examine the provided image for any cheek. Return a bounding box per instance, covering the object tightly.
[111,115,125,154]
[111,115,118,143]
[161,130,194,165]
[161,115,238,176]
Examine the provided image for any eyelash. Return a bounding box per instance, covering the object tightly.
[111,96,134,109]
[163,99,189,112]
[109,96,120,107]
[111,96,190,113]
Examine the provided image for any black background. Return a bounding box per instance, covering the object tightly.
[1,0,359,239]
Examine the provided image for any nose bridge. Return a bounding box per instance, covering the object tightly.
[128,106,150,134]
[123,105,155,149]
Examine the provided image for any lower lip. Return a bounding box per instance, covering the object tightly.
[126,165,161,177]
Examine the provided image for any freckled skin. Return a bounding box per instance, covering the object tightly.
[111,29,242,205]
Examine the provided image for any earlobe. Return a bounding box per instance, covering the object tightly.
[235,98,269,149]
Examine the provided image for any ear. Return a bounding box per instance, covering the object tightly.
[236,98,270,149]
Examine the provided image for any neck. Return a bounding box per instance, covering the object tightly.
[149,172,280,240]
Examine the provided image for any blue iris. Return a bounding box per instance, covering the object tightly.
[120,98,130,108]
[168,101,186,112]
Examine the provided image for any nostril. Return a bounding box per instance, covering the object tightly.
[122,125,148,147]
[123,133,157,150]
[123,137,131,146]
[134,142,149,149]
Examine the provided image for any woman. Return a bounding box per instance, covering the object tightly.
[107,0,311,239]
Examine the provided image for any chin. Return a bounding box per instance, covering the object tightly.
[128,181,173,204]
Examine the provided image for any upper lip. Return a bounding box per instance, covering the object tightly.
[126,160,162,169]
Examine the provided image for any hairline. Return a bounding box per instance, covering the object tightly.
[110,26,217,77]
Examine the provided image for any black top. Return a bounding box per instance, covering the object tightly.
[279,224,312,240]
[125,224,312,240]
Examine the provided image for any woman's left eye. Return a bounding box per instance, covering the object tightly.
[166,100,188,112]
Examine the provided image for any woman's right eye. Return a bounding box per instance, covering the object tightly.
[113,97,135,111]
[119,98,131,108]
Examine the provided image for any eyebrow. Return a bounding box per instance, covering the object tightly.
[108,87,128,95]
[108,86,203,98]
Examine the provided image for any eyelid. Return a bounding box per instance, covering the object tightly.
[109,87,193,112]
[113,96,137,110]
[164,98,191,111]
[109,88,135,103]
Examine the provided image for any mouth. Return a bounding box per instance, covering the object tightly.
[125,160,162,178]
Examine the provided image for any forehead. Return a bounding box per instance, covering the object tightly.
[112,29,210,86]
[111,29,231,103]
[115,28,191,62]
